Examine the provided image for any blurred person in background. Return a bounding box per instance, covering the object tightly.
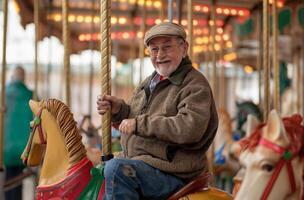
[4,66,33,200]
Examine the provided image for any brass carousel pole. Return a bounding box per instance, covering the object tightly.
[219,41,226,108]
[177,0,183,24]
[187,0,193,60]
[296,50,301,113]
[209,0,217,184]
[263,0,270,121]
[257,9,263,110]
[88,0,96,117]
[62,0,71,107]
[272,0,280,112]
[0,0,8,172]
[302,39,304,116]
[46,0,53,99]
[139,0,146,84]
[130,6,137,88]
[34,0,40,100]
[205,38,210,81]
[160,0,165,22]
[168,0,173,22]
[100,0,112,160]
[210,0,217,103]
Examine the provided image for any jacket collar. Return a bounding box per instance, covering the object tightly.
[167,56,192,86]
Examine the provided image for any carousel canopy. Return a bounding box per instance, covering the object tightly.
[14,0,303,65]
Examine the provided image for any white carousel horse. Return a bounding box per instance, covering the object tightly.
[234,110,304,200]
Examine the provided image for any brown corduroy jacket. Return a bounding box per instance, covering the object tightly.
[112,57,218,181]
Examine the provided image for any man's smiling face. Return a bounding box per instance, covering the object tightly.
[148,36,188,77]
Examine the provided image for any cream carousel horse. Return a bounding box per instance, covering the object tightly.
[231,114,260,196]
[21,99,232,200]
[21,99,104,199]
[234,110,304,200]
[213,108,240,192]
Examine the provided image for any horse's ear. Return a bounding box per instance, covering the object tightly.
[263,110,289,146]
[29,100,40,115]
[245,114,259,137]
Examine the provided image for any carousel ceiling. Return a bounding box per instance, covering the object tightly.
[14,0,302,65]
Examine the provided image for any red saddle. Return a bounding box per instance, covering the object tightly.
[168,172,210,200]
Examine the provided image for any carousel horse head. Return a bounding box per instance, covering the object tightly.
[213,108,242,192]
[21,99,95,199]
[214,108,239,170]
[234,110,304,200]
[231,114,260,196]
[235,101,262,137]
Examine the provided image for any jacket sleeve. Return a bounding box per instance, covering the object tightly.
[112,100,130,123]
[135,84,214,144]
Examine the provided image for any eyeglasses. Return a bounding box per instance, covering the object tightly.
[148,41,184,57]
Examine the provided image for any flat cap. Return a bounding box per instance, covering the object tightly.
[144,22,187,46]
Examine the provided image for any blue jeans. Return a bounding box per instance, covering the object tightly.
[103,158,185,200]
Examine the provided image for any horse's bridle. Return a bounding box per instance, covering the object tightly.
[32,108,46,144]
[23,107,46,164]
[258,137,297,200]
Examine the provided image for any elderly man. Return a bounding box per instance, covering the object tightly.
[97,22,218,200]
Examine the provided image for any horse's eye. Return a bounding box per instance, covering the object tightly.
[262,163,274,172]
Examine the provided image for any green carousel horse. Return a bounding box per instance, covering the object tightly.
[21,99,232,200]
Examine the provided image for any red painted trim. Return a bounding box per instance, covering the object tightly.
[35,158,93,200]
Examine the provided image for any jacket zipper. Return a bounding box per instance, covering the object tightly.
[126,80,168,157]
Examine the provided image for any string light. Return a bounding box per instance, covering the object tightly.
[84,16,92,23]
[76,15,84,23]
[226,41,233,48]
[224,52,237,61]
[193,4,250,17]
[244,65,254,74]
[202,6,209,13]
[68,15,76,22]
[54,14,62,22]
[153,1,161,8]
[269,0,285,7]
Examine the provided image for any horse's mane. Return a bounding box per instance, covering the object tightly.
[240,114,304,157]
[41,99,87,167]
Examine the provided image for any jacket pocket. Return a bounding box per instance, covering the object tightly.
[134,136,171,161]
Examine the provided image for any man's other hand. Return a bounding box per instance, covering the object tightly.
[119,119,136,135]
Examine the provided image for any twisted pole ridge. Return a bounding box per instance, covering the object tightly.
[139,0,146,83]
[263,0,270,121]
[187,0,193,60]
[63,0,71,107]
[34,0,39,100]
[272,0,280,112]
[100,0,112,158]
